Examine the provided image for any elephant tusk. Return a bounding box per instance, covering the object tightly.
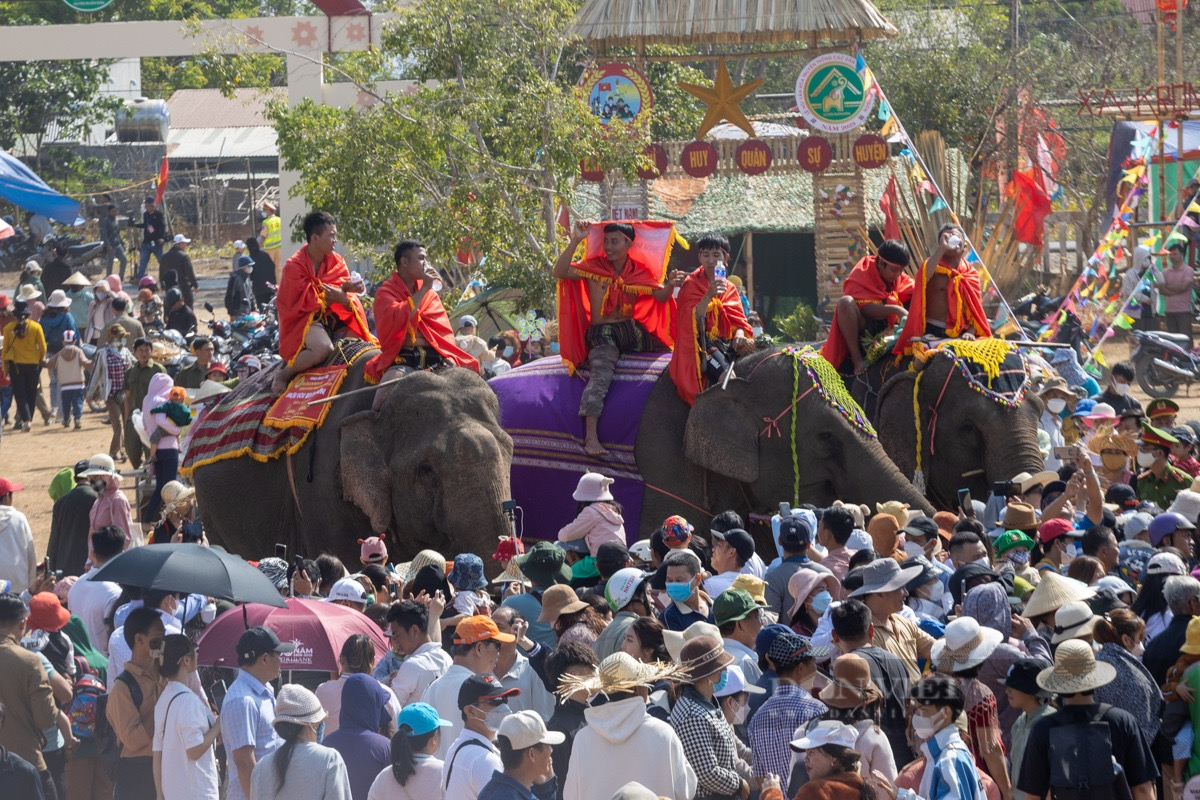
[721,364,736,390]
[961,469,985,477]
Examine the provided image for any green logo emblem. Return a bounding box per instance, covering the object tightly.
[60,0,114,11]
[795,54,875,134]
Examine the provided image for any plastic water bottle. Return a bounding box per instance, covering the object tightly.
[714,262,726,281]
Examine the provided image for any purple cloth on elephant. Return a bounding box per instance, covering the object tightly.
[490,353,668,543]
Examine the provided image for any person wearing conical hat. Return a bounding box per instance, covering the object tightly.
[1137,423,1192,509]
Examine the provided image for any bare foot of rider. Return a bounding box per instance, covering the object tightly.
[583,437,608,458]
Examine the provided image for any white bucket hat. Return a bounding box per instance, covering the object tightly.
[16,284,41,303]
[1036,639,1117,695]
[789,719,860,752]
[848,559,924,598]
[272,684,327,726]
[1169,491,1200,524]
[47,289,71,309]
[79,453,120,479]
[930,617,1003,672]
[573,472,614,503]
[1050,600,1100,644]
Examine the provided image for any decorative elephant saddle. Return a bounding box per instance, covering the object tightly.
[919,338,1030,408]
[181,338,376,476]
[489,353,668,543]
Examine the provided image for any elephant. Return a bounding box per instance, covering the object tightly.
[492,347,933,543]
[851,346,1045,511]
[190,360,514,566]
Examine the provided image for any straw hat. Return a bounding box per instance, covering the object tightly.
[931,617,1003,673]
[1050,600,1100,644]
[663,620,721,663]
[402,549,447,583]
[491,560,531,586]
[1088,430,1137,459]
[1036,639,1116,694]
[186,380,232,404]
[818,653,882,709]
[555,651,686,700]
[679,634,733,682]
[158,480,196,520]
[62,271,91,289]
[537,584,588,624]
[272,684,327,726]
[1021,571,1095,619]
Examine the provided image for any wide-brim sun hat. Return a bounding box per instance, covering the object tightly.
[273,684,327,726]
[818,653,882,709]
[931,617,1004,672]
[1050,600,1100,644]
[1036,639,1117,694]
[537,584,588,624]
[1021,571,1095,619]
[555,651,686,700]
[847,558,924,598]
[787,569,841,620]
[663,621,721,663]
[80,453,120,479]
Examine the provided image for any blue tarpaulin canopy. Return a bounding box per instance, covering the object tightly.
[0,150,81,223]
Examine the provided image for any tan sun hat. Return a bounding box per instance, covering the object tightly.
[662,620,721,663]
[555,651,686,700]
[1036,638,1116,694]
[491,560,530,586]
[1050,600,1100,644]
[187,380,232,404]
[1021,571,1095,619]
[403,549,447,583]
[537,584,588,624]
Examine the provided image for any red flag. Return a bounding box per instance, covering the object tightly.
[1008,168,1051,247]
[154,156,169,206]
[880,176,900,240]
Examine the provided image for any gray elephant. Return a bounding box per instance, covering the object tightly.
[851,344,1044,511]
[189,362,514,566]
[493,347,932,541]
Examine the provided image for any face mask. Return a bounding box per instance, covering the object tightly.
[903,540,925,559]
[1065,543,1080,560]
[911,713,941,741]
[751,326,764,337]
[811,590,833,615]
[1137,451,1156,468]
[483,705,511,732]
[503,346,514,358]
[973,557,991,569]
[1047,398,1067,414]
[315,721,325,743]
[1007,550,1030,567]
[729,701,750,726]
[1132,640,1145,658]
[923,581,945,604]
[1113,382,1130,396]
[712,670,729,693]
[666,581,694,603]
[90,479,106,493]
[550,342,560,355]
[1101,453,1127,472]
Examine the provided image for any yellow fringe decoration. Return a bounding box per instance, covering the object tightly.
[938,337,1014,384]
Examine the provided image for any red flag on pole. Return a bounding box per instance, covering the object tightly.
[879,176,901,240]
[1008,168,1051,247]
[154,156,169,206]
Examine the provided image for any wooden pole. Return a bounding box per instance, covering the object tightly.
[744,231,755,305]
[304,377,402,407]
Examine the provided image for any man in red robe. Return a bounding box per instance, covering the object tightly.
[669,233,754,405]
[554,220,686,457]
[272,211,375,393]
[893,223,991,356]
[820,239,914,375]
[364,239,478,410]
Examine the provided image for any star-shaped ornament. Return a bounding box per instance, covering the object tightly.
[678,58,764,139]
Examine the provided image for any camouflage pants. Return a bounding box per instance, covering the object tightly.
[578,319,660,417]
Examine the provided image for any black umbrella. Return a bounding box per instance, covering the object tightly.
[89,544,287,608]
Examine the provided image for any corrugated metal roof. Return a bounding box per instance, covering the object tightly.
[166,88,285,130]
[166,126,277,160]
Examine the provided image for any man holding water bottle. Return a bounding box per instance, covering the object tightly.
[364,240,479,410]
[669,232,755,405]
[892,223,991,356]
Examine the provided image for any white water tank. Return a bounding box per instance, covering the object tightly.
[115,98,169,143]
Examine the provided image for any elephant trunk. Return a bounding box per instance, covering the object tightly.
[435,423,514,560]
[840,439,935,515]
[984,428,1044,489]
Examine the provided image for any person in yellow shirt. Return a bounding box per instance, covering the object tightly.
[259,200,282,269]
[1,304,47,432]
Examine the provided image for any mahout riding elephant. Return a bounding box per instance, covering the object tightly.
[190,361,514,566]
[492,347,933,542]
[850,343,1044,511]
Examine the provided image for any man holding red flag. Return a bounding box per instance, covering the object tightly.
[364,239,478,410]
[554,219,686,457]
[893,223,991,356]
[271,211,375,393]
[669,232,754,405]
[820,239,914,375]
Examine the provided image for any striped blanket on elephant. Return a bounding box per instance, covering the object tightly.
[490,353,668,543]
[182,338,376,475]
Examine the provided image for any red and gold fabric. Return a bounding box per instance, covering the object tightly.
[893,257,991,356]
[668,267,752,405]
[820,255,915,366]
[364,273,479,383]
[277,248,375,365]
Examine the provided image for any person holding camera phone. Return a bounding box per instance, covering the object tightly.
[892,223,991,357]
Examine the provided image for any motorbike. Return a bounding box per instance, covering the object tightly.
[200,303,234,365]
[1130,328,1200,397]
[0,229,38,272]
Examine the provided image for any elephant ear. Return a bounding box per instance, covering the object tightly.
[339,410,393,533]
[684,388,760,484]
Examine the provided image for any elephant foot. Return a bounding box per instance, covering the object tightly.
[583,438,608,458]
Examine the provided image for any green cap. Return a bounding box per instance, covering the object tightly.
[993,529,1036,557]
[571,556,599,582]
[713,588,760,627]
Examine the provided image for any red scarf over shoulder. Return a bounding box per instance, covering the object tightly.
[820,255,914,367]
[893,256,991,356]
[364,273,479,383]
[277,248,374,365]
[668,267,752,405]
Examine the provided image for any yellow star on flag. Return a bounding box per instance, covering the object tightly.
[678,58,764,139]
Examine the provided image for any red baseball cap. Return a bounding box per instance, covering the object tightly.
[1037,517,1078,545]
[0,477,24,495]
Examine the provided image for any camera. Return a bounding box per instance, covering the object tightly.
[992,480,1018,498]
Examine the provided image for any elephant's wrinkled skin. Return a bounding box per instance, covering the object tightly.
[192,363,513,565]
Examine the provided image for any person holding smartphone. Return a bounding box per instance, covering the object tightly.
[893,223,991,356]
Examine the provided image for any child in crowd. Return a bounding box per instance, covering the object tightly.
[558,472,625,557]
[448,553,493,617]
[46,329,91,429]
[148,386,193,460]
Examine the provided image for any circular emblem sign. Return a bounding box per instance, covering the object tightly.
[735,140,773,176]
[580,159,605,182]
[797,137,833,173]
[61,0,114,9]
[795,54,875,134]
[636,144,668,180]
[852,134,889,169]
[681,141,718,178]
[581,63,653,125]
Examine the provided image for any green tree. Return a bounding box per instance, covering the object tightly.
[0,60,119,169]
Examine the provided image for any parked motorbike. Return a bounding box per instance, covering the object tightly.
[1130,328,1200,397]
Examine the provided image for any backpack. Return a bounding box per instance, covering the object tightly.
[66,674,109,740]
[1047,704,1134,800]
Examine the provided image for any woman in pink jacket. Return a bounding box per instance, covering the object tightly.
[557,472,625,556]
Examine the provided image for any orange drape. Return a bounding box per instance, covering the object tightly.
[277,248,374,365]
[364,273,479,383]
[820,255,914,367]
[893,257,991,356]
[668,267,752,405]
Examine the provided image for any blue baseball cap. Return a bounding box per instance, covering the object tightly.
[755,623,793,659]
[397,702,453,736]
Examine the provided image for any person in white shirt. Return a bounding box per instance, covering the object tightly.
[315,634,401,736]
[442,674,520,800]
[67,525,125,656]
[421,614,514,759]
[153,635,220,800]
[386,599,452,705]
[366,702,451,800]
[107,589,183,690]
[491,606,556,719]
[0,478,36,595]
[703,528,757,599]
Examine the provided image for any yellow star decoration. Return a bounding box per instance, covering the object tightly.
[678,58,765,140]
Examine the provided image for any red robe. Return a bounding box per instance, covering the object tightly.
[820,255,915,367]
[364,273,479,383]
[893,256,991,355]
[277,248,375,365]
[668,268,752,405]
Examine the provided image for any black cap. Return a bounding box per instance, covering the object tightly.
[901,557,939,594]
[236,626,296,661]
[558,538,590,555]
[778,517,811,549]
[1087,587,1129,616]
[1104,483,1137,510]
[74,459,91,478]
[713,528,755,563]
[457,674,520,710]
[596,541,630,578]
[999,658,1044,696]
[904,517,940,540]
